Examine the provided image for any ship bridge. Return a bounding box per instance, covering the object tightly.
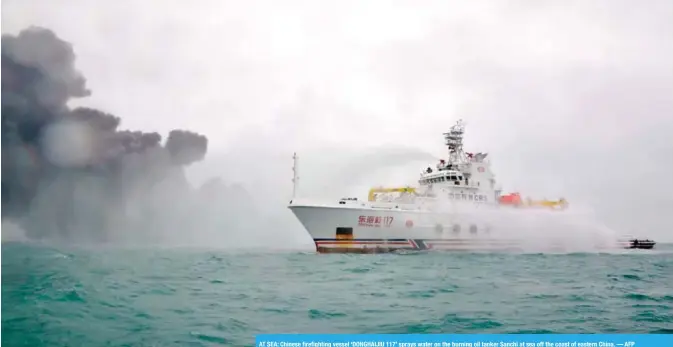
[418,160,493,190]
[415,119,499,203]
[418,165,495,203]
[420,169,466,186]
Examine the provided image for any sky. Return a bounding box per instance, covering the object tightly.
[2,0,672,243]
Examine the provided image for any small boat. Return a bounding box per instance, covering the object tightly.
[626,239,656,249]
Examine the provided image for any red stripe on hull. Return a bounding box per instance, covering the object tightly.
[315,241,411,245]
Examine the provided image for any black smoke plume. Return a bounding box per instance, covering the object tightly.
[1,26,229,243]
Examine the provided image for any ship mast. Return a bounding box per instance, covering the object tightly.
[292,152,299,199]
[443,119,466,164]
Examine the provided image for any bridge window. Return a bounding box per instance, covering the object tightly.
[469,195,474,201]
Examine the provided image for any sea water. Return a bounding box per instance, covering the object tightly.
[2,241,672,347]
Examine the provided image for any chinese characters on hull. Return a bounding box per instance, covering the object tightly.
[358,215,394,227]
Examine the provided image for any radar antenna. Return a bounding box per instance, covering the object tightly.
[443,119,466,164]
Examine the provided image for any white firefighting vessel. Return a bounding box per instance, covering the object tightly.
[288,120,645,253]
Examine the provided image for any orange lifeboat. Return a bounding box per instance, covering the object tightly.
[498,192,523,206]
[498,193,569,210]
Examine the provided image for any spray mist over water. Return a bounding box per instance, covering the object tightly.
[304,146,439,200]
[429,194,622,253]
[329,149,439,209]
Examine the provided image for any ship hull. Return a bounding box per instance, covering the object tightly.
[289,203,625,253]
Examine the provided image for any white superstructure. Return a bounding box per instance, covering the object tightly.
[288,120,621,253]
